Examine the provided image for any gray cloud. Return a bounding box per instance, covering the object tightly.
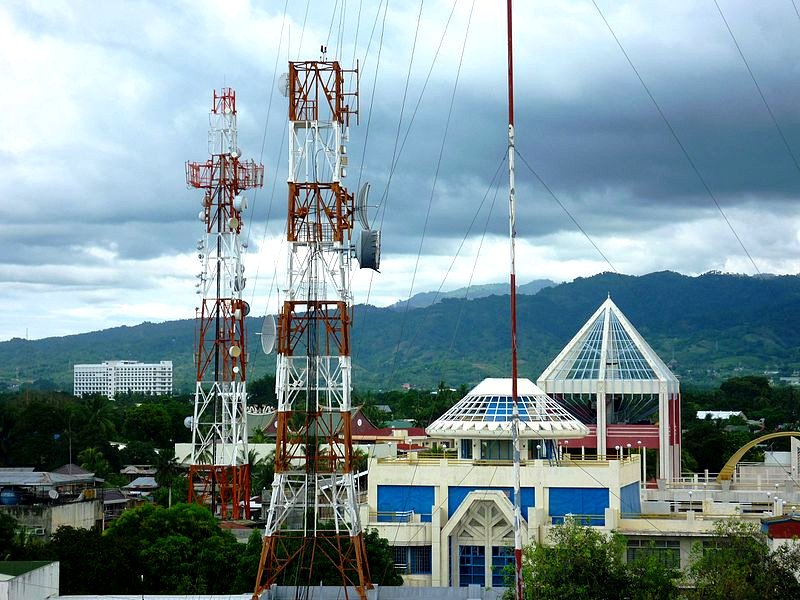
[1,0,799,340]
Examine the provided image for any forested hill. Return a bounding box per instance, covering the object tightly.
[2,271,799,393]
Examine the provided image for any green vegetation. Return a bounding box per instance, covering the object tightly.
[687,520,800,598]
[511,518,679,599]
[682,376,800,472]
[0,390,192,478]
[1,504,401,594]
[509,519,800,599]
[2,271,800,392]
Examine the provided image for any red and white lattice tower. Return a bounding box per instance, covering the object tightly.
[253,60,376,599]
[186,88,264,520]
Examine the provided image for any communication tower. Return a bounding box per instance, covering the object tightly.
[186,88,264,520]
[253,60,379,599]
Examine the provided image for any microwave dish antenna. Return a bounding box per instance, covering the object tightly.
[258,315,277,354]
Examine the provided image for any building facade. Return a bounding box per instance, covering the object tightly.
[537,297,681,479]
[73,360,172,399]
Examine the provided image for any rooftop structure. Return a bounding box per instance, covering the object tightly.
[73,360,172,399]
[537,297,681,478]
[697,410,746,420]
[426,378,589,439]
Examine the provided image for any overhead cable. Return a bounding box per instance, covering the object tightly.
[713,0,800,175]
[590,0,760,274]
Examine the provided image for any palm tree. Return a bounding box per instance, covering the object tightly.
[154,450,182,508]
[78,447,110,478]
[79,394,116,441]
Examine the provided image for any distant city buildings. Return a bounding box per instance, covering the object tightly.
[73,360,172,399]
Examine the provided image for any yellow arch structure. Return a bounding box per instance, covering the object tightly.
[717,431,800,481]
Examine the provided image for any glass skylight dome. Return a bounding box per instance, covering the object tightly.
[426,378,589,439]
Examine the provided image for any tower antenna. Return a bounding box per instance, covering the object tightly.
[253,57,376,599]
[185,88,264,520]
[506,2,524,599]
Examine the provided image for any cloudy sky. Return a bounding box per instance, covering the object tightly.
[2,0,799,341]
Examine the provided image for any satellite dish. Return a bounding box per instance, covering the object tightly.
[48,489,59,500]
[259,315,277,354]
[229,345,242,358]
[233,195,247,212]
[241,300,251,318]
[354,227,381,271]
[229,216,240,230]
[278,73,289,97]
[198,210,206,221]
[184,416,194,429]
[355,182,371,229]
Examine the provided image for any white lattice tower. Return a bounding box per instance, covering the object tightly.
[186,88,264,520]
[253,61,370,600]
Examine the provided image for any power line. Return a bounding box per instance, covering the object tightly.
[378,0,426,229]
[713,0,800,175]
[515,150,618,273]
[374,0,460,225]
[589,0,760,274]
[390,0,476,383]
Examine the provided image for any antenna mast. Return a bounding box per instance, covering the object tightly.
[186,88,264,520]
[253,60,372,599]
[506,2,524,599]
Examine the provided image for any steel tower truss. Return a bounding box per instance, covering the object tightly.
[186,88,264,520]
[253,61,370,599]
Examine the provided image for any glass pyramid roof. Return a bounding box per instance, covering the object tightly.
[539,297,677,384]
[426,378,589,439]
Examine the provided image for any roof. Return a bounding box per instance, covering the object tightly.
[123,476,158,490]
[0,561,53,577]
[697,410,746,420]
[120,465,156,475]
[538,297,678,393]
[52,464,91,476]
[0,468,95,486]
[260,408,384,438]
[426,378,589,439]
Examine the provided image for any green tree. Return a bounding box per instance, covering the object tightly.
[77,394,116,441]
[123,403,171,446]
[48,526,127,594]
[78,446,111,478]
[153,449,182,507]
[0,512,18,560]
[687,519,800,598]
[511,519,678,600]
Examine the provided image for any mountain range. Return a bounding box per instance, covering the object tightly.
[2,271,799,393]
[388,279,554,310]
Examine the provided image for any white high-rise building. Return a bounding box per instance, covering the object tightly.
[73,360,173,399]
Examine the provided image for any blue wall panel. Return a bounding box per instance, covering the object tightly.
[620,482,641,515]
[377,485,434,522]
[549,487,609,526]
[448,486,535,518]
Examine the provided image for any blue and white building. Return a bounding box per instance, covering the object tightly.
[364,378,642,587]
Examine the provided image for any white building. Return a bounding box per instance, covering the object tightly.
[537,296,681,479]
[73,360,173,399]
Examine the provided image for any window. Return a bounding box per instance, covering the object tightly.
[481,440,512,460]
[461,439,473,460]
[491,546,513,586]
[626,539,680,569]
[459,545,485,586]
[391,546,432,575]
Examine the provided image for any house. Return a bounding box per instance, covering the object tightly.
[0,468,102,537]
[0,562,59,600]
